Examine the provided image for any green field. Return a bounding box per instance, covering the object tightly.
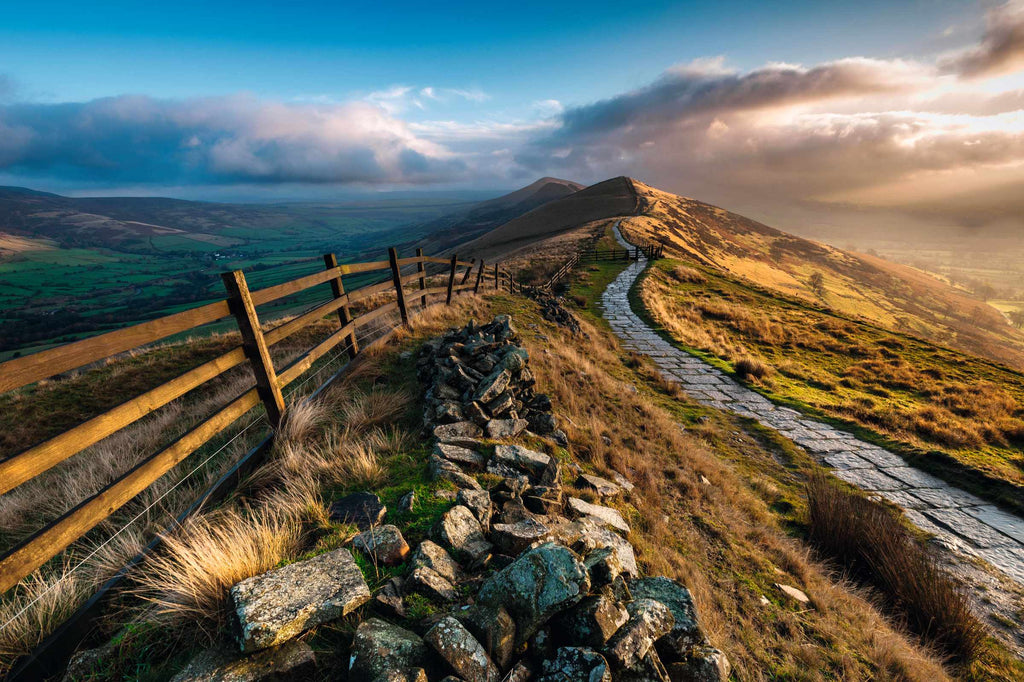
[0,199,468,357]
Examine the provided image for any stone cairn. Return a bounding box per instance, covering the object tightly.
[165,315,729,682]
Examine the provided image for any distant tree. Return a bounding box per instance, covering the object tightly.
[975,282,996,301]
[808,272,826,297]
[1009,309,1024,329]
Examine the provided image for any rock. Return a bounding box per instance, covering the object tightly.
[529,394,552,412]
[429,455,482,490]
[552,430,569,447]
[424,617,501,682]
[566,497,630,534]
[774,584,809,604]
[537,647,612,682]
[435,505,493,564]
[434,421,484,443]
[576,474,622,499]
[435,442,486,470]
[411,540,463,584]
[552,518,638,577]
[583,548,624,588]
[495,496,545,525]
[605,599,675,669]
[491,518,552,555]
[62,646,112,682]
[524,492,562,515]
[435,402,465,424]
[465,401,490,425]
[229,548,370,653]
[664,647,731,682]
[475,368,512,404]
[619,650,670,682]
[555,594,629,648]
[408,566,459,603]
[349,618,430,682]
[486,391,516,418]
[485,418,529,439]
[527,412,558,436]
[170,641,315,682]
[486,458,530,486]
[493,444,553,477]
[629,577,704,660]
[353,525,410,566]
[457,488,493,529]
[460,604,517,670]
[506,661,533,682]
[478,542,590,643]
[328,492,386,530]
[399,491,416,513]
[500,347,530,373]
[374,577,406,618]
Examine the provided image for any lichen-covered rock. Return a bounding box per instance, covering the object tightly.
[435,442,486,470]
[551,518,638,577]
[583,547,624,588]
[665,647,731,682]
[229,548,370,653]
[408,566,459,603]
[353,525,410,566]
[576,474,622,499]
[618,650,670,682]
[459,604,517,670]
[484,418,529,439]
[493,444,553,477]
[429,455,482,490]
[566,497,630,534]
[170,641,315,681]
[555,594,628,648]
[629,577,704,660]
[424,617,500,682]
[527,411,558,435]
[399,491,416,513]
[491,518,552,555]
[605,599,675,669]
[457,488,493,529]
[435,505,493,564]
[374,577,406,618]
[411,540,463,583]
[328,492,386,530]
[537,647,612,682]
[434,421,484,444]
[478,542,590,643]
[349,618,430,682]
[475,368,512,404]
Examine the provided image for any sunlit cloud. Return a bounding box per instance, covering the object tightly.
[941,0,1024,78]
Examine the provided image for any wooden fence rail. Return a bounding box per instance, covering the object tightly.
[0,248,510,595]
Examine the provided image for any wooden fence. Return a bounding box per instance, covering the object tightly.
[0,248,517,595]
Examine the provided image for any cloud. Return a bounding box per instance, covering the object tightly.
[517,46,1024,228]
[0,94,466,186]
[941,0,1024,78]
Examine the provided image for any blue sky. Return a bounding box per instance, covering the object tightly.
[1,0,1023,233]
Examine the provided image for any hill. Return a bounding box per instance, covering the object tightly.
[456,176,639,260]
[412,176,584,254]
[620,180,1024,370]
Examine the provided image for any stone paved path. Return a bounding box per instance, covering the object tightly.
[601,223,1024,586]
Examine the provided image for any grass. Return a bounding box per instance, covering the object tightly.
[806,474,986,664]
[639,257,1024,512]
[4,272,1022,680]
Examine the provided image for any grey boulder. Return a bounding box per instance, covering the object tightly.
[349,618,430,682]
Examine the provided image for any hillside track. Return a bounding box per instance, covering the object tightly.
[602,224,1024,588]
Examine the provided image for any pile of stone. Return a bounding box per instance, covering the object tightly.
[159,315,729,682]
[417,315,565,442]
[524,290,584,336]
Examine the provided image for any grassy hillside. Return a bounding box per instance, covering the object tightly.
[621,181,1024,371]
[638,258,1024,511]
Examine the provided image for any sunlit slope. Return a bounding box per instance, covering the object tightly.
[622,180,1024,369]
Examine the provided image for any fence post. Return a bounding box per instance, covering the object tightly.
[323,253,358,358]
[474,259,486,294]
[388,247,410,326]
[494,263,499,290]
[415,247,428,308]
[460,258,475,286]
[221,270,285,427]
[446,254,458,305]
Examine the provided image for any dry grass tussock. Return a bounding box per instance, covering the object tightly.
[806,474,987,663]
[525,313,952,680]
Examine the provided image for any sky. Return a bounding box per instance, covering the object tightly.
[1,0,1023,233]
